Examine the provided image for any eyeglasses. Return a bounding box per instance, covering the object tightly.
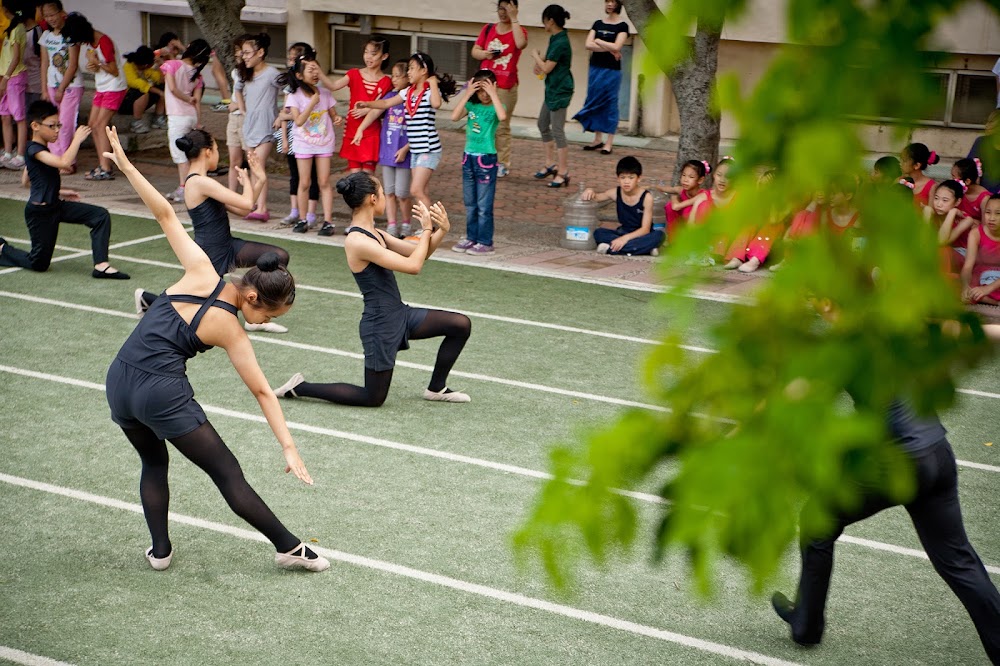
[40,122,63,130]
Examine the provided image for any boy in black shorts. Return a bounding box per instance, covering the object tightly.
[0,100,129,278]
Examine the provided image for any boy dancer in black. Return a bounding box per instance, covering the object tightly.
[0,100,129,278]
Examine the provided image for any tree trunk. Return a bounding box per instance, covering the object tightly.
[187,0,246,79]
[621,0,722,181]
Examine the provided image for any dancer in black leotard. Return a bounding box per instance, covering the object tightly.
[134,128,290,333]
[102,127,328,573]
[272,171,472,406]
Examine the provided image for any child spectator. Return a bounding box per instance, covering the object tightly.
[274,42,319,229]
[324,37,391,174]
[39,1,83,168]
[22,5,41,108]
[901,142,939,207]
[279,50,341,236]
[62,11,126,181]
[930,180,974,272]
[953,157,990,221]
[0,1,32,169]
[871,155,901,183]
[121,45,165,134]
[581,155,663,256]
[160,39,210,203]
[658,159,712,242]
[0,100,128,278]
[354,52,457,212]
[236,33,282,220]
[225,34,250,193]
[450,69,507,255]
[961,194,1000,305]
[372,59,412,237]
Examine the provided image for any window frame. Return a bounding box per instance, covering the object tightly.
[851,67,993,129]
[330,27,480,82]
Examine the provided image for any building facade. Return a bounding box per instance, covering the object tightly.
[90,0,1000,155]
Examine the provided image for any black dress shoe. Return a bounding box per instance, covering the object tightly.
[582,143,602,151]
[771,592,821,646]
[600,148,613,155]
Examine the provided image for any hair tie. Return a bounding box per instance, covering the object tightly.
[720,155,734,163]
[929,150,937,163]
[899,178,915,190]
[701,160,711,174]
[958,180,968,193]
[974,157,983,178]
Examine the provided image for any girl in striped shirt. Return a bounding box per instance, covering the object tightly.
[354,52,457,211]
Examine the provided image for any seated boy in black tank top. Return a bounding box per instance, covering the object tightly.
[0,100,128,278]
[580,155,664,257]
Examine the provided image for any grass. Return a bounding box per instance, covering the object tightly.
[0,199,997,666]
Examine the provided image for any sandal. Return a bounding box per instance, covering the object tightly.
[92,265,130,280]
[84,167,114,181]
[533,164,557,179]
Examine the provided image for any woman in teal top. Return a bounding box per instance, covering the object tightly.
[531,4,574,188]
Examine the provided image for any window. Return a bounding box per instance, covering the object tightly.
[146,15,287,65]
[952,71,996,126]
[416,35,479,82]
[332,28,407,72]
[855,68,994,129]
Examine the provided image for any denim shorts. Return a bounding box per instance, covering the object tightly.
[411,151,442,170]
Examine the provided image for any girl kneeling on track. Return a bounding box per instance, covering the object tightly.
[273,171,472,406]
[103,126,328,573]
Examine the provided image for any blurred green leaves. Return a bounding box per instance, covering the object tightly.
[515,0,996,594]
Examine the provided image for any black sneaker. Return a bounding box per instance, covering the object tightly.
[317,222,336,237]
[771,592,821,646]
[292,220,310,234]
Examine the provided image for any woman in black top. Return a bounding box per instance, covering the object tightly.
[574,0,629,155]
[102,126,328,573]
[273,172,472,407]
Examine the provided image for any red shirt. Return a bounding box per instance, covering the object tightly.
[339,68,391,164]
[475,23,527,89]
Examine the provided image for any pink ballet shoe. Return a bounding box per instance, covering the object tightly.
[244,210,270,222]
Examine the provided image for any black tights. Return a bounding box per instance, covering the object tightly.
[123,421,300,557]
[294,309,472,407]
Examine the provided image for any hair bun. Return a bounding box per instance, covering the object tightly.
[335,177,355,196]
[256,252,281,272]
[175,136,193,152]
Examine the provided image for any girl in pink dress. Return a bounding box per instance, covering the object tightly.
[961,195,1000,305]
[901,142,939,208]
[659,159,711,242]
[929,180,974,273]
[953,158,991,221]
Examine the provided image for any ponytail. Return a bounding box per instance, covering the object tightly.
[408,52,457,101]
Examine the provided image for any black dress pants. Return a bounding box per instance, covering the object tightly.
[0,201,112,271]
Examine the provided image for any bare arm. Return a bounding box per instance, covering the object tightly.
[450,83,475,121]
[102,126,217,276]
[960,227,979,288]
[427,77,442,109]
[292,93,320,127]
[318,71,350,92]
[33,126,91,170]
[584,30,600,52]
[580,187,616,202]
[39,47,49,101]
[355,93,402,111]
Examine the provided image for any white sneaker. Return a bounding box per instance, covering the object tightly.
[130,118,151,134]
[273,372,305,398]
[596,243,610,255]
[651,248,660,257]
[245,321,288,333]
[6,154,24,169]
[400,222,411,237]
[423,387,471,403]
[386,223,398,237]
[738,256,762,273]
[275,543,330,572]
[723,258,743,270]
[145,547,173,571]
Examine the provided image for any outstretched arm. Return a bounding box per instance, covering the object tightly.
[103,127,215,276]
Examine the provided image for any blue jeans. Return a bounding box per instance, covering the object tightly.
[462,153,497,246]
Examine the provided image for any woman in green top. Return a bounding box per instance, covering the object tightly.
[531,4,574,188]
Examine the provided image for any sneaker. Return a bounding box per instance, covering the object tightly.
[274,543,330,572]
[400,222,411,237]
[596,242,611,255]
[317,222,336,237]
[6,154,24,169]
[280,210,301,227]
[723,258,743,270]
[423,387,471,403]
[292,220,312,233]
[129,118,151,134]
[165,187,185,203]
[134,288,153,315]
[467,243,495,255]
[273,372,305,398]
[151,115,168,129]
[212,100,232,113]
[497,164,509,178]
[245,321,288,334]
[0,152,12,168]
[145,546,173,571]
[386,222,398,237]
[452,238,475,253]
[651,248,661,257]
[738,256,762,273]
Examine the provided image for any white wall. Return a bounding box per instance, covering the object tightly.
[70,0,145,54]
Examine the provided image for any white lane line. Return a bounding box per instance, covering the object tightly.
[21,238,721,352]
[0,291,669,413]
[3,363,998,574]
[0,232,173,276]
[0,470,799,666]
[0,646,75,666]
